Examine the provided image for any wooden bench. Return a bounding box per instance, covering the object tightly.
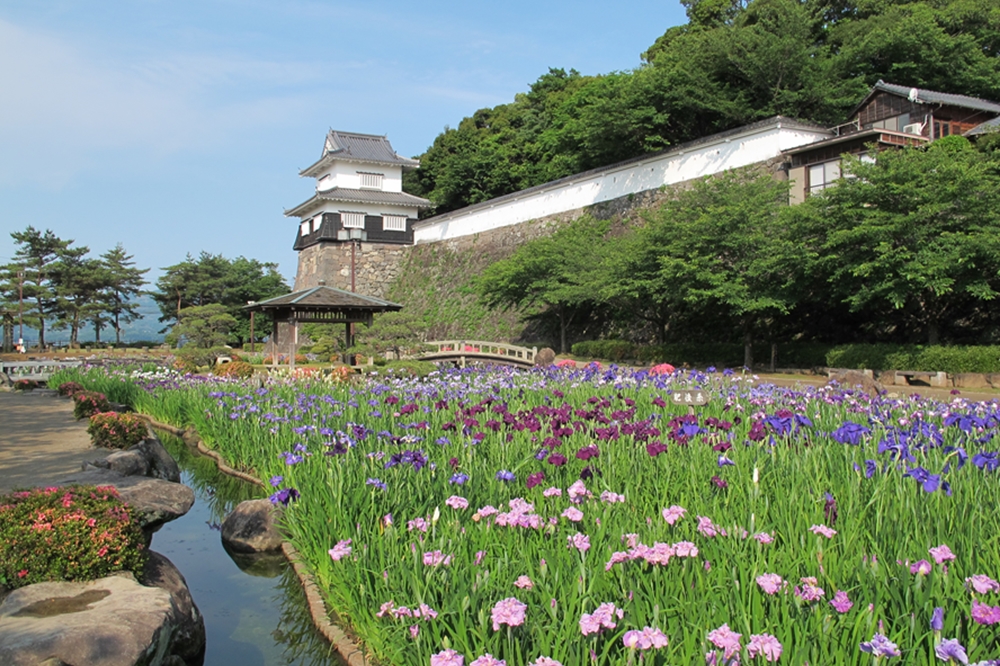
[893,370,948,388]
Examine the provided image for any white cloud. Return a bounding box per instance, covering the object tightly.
[0,18,323,186]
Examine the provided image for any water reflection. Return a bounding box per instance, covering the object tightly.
[155,431,345,666]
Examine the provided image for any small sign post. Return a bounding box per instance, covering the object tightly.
[671,389,710,415]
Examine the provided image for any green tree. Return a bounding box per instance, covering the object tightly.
[1,227,80,349]
[476,216,610,353]
[99,244,149,344]
[349,310,429,361]
[51,249,103,347]
[799,136,1000,344]
[610,169,798,366]
[165,304,237,350]
[153,253,289,344]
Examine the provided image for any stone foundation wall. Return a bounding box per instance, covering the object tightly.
[294,241,409,299]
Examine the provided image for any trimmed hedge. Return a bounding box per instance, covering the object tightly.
[826,344,1000,374]
[572,340,1000,373]
[570,340,831,369]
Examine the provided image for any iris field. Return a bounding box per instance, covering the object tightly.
[53,364,1000,665]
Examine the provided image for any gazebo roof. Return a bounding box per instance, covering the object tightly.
[246,285,402,325]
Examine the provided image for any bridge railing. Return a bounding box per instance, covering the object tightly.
[422,340,537,365]
[1,359,84,382]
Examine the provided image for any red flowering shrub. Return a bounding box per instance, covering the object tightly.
[72,391,111,420]
[56,381,85,396]
[87,412,149,449]
[0,485,147,589]
[13,379,39,391]
[215,360,255,379]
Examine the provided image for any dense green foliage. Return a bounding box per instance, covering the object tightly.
[152,252,289,345]
[477,217,610,354]
[0,485,147,589]
[405,0,1000,214]
[87,412,150,449]
[72,390,111,420]
[472,137,1000,359]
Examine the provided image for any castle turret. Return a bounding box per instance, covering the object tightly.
[287,131,431,292]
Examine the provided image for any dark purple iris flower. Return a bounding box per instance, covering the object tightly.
[269,487,300,506]
[576,445,600,460]
[973,451,999,472]
[824,492,838,526]
[526,471,545,489]
[710,475,728,489]
[646,441,667,457]
[548,452,568,466]
[832,421,871,446]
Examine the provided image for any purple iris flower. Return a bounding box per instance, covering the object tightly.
[449,472,469,485]
[269,487,300,506]
[283,452,304,465]
[824,492,838,526]
[973,451,999,472]
[535,448,550,461]
[859,633,900,658]
[366,478,387,490]
[832,421,871,446]
[717,455,735,467]
[934,638,967,663]
[865,459,878,478]
[496,470,515,483]
[930,607,944,632]
[269,475,284,488]
[548,452,568,466]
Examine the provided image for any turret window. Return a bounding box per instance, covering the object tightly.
[382,215,407,232]
[341,212,365,229]
[358,172,384,189]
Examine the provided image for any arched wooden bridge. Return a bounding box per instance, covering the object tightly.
[419,340,538,369]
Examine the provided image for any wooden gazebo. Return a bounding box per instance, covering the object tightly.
[245,283,402,368]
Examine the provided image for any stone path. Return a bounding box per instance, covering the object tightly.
[0,391,97,494]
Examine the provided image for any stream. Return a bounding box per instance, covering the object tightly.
[154,431,344,666]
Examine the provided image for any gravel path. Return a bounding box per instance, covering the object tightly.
[0,391,97,494]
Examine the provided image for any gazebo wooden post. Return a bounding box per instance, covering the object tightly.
[270,316,279,370]
[345,322,353,365]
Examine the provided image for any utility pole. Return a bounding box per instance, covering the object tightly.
[17,269,24,340]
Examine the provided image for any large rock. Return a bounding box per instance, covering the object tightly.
[58,468,195,530]
[0,567,203,666]
[221,498,284,553]
[535,348,556,367]
[89,437,181,484]
[91,449,150,478]
[132,437,181,483]
[141,552,205,661]
[827,369,884,397]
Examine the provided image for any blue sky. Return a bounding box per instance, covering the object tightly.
[0,1,687,286]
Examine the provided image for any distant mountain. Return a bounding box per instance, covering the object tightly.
[19,294,166,346]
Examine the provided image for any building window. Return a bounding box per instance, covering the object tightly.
[808,160,841,194]
[300,221,310,237]
[311,215,322,233]
[341,212,365,229]
[358,172,384,189]
[382,215,407,232]
[317,174,332,190]
[933,120,953,139]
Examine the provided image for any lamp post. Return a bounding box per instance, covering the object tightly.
[247,301,256,352]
